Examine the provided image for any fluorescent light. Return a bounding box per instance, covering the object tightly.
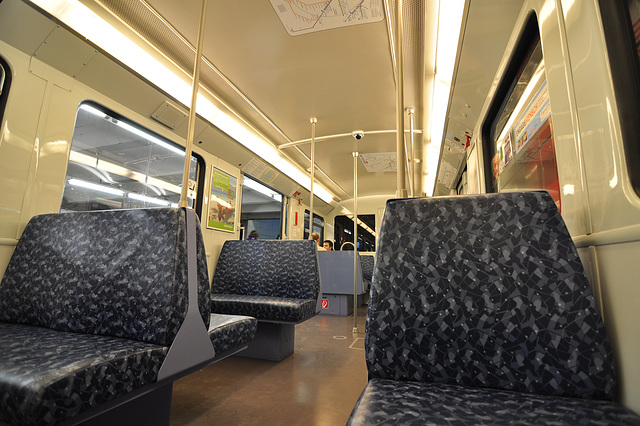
[32,0,335,205]
[115,121,185,156]
[428,0,465,196]
[69,150,183,195]
[243,177,283,202]
[497,61,545,142]
[68,178,124,196]
[79,103,107,118]
[127,192,171,206]
[80,103,185,156]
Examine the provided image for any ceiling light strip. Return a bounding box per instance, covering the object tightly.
[426,0,466,196]
[30,0,335,205]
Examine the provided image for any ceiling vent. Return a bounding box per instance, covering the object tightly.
[151,101,187,129]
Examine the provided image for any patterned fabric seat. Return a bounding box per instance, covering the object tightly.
[210,295,317,323]
[348,192,640,425]
[0,323,167,426]
[359,254,374,292]
[208,314,257,357]
[211,240,321,323]
[0,208,241,425]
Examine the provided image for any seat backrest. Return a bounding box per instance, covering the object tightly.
[359,254,374,288]
[0,208,210,346]
[212,240,320,301]
[366,191,616,400]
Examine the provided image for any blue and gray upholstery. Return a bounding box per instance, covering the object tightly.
[208,314,257,357]
[0,207,255,425]
[211,240,321,323]
[359,254,374,292]
[348,192,640,425]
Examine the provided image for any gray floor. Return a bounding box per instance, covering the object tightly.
[170,308,369,425]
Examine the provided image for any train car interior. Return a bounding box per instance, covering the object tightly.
[1,0,640,424]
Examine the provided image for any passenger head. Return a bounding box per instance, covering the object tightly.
[323,240,333,251]
[311,232,320,243]
[247,230,259,240]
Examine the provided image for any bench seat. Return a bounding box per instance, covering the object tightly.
[208,314,257,357]
[0,323,167,426]
[211,240,322,360]
[0,207,257,425]
[210,295,317,323]
[349,379,640,425]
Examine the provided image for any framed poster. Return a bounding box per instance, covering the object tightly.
[207,167,237,232]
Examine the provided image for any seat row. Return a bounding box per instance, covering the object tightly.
[0,208,322,425]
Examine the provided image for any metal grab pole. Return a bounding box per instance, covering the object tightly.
[395,0,407,198]
[406,108,415,197]
[309,118,317,239]
[353,143,359,333]
[180,0,208,207]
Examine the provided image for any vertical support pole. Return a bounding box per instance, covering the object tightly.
[395,0,407,198]
[309,118,317,239]
[353,142,359,333]
[406,108,415,197]
[180,0,208,207]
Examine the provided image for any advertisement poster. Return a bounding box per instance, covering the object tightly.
[514,80,551,156]
[497,132,513,175]
[207,168,237,232]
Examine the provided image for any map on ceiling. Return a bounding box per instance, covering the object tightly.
[270,0,384,36]
[359,152,396,172]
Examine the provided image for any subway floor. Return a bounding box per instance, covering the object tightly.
[170,307,369,425]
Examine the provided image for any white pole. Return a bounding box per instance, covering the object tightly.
[353,142,359,333]
[309,118,317,239]
[395,0,407,198]
[406,107,415,197]
[180,0,208,207]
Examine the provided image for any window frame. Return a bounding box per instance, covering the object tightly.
[0,55,11,127]
[598,0,640,197]
[61,101,205,216]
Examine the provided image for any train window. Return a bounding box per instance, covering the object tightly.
[598,0,640,196]
[61,102,203,213]
[0,56,10,126]
[334,214,376,251]
[304,210,324,242]
[240,175,284,240]
[483,16,561,210]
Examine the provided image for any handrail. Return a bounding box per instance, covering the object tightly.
[0,238,18,246]
[573,223,640,248]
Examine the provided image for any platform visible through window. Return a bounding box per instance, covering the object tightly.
[61,103,199,212]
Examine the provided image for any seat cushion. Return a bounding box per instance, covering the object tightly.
[0,323,167,426]
[348,379,640,426]
[208,314,257,356]
[211,294,317,323]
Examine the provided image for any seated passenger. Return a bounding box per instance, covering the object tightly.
[312,232,325,250]
[247,230,259,240]
[323,240,333,251]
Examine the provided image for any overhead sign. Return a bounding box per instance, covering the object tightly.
[359,152,397,172]
[270,0,384,36]
[242,157,279,185]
